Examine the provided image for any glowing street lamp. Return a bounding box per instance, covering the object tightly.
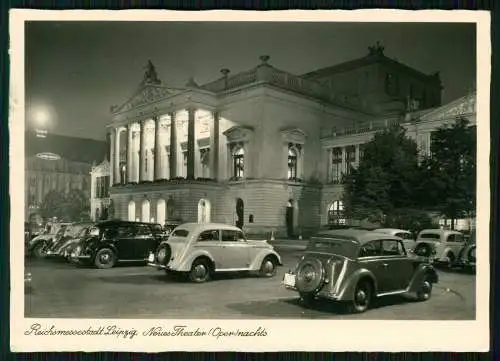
[31,107,51,138]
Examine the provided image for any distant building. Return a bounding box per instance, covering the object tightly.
[90,159,111,221]
[25,131,107,222]
[106,44,475,237]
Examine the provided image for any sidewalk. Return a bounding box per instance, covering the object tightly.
[268,238,309,250]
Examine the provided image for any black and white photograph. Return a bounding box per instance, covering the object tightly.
[10,10,490,352]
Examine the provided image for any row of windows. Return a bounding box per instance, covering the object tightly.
[95,176,110,199]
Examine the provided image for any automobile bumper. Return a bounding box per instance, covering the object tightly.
[281,272,342,301]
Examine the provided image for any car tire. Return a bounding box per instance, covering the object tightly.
[33,242,48,258]
[259,256,277,277]
[93,248,116,269]
[347,280,372,313]
[446,252,456,268]
[188,258,211,283]
[414,243,432,258]
[416,277,433,301]
[299,292,316,305]
[467,246,476,262]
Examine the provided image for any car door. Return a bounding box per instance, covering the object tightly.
[380,239,415,291]
[133,224,156,259]
[357,240,392,293]
[114,225,139,260]
[445,233,465,257]
[215,229,251,270]
[194,229,222,265]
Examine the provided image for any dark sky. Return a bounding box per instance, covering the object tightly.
[25,21,476,140]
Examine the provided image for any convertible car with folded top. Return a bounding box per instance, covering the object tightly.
[282,229,438,313]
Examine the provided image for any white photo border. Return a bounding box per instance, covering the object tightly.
[9,9,491,352]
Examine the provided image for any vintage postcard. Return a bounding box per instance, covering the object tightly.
[10,9,490,352]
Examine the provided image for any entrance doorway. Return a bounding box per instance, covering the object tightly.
[235,198,244,229]
[286,199,294,238]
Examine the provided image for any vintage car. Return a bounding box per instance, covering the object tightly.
[28,222,72,258]
[282,229,438,313]
[454,239,476,270]
[71,220,166,269]
[46,222,95,258]
[148,223,283,283]
[413,229,466,266]
[163,220,183,236]
[372,228,416,252]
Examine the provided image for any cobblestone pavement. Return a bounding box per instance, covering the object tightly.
[24,247,475,319]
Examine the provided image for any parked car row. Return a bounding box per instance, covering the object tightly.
[26,220,475,314]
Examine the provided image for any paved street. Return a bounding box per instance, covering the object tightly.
[25,246,475,320]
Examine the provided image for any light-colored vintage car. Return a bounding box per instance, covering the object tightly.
[28,222,72,258]
[372,228,416,252]
[413,229,466,266]
[148,222,283,282]
[282,229,438,313]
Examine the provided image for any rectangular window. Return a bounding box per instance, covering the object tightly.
[345,145,356,176]
[221,229,246,242]
[330,148,342,184]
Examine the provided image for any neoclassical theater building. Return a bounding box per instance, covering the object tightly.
[108,43,476,237]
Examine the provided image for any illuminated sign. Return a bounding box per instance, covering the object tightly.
[36,152,61,161]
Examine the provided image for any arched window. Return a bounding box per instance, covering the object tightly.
[328,200,345,225]
[287,147,298,180]
[141,199,151,222]
[233,147,244,179]
[128,201,136,222]
[156,199,166,226]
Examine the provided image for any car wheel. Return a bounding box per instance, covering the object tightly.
[259,256,277,277]
[416,277,433,301]
[33,243,48,258]
[446,252,456,268]
[347,281,372,313]
[467,246,476,262]
[299,292,316,305]
[414,243,432,257]
[188,258,211,283]
[155,243,171,266]
[94,248,116,269]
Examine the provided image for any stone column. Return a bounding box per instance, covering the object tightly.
[209,110,220,180]
[186,107,196,180]
[154,116,161,180]
[109,128,115,186]
[355,144,360,168]
[124,124,129,183]
[127,125,133,182]
[114,128,120,184]
[169,112,177,179]
[139,120,145,181]
[341,147,346,176]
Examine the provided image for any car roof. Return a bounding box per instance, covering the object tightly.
[174,222,242,233]
[373,228,411,234]
[418,229,463,236]
[96,220,161,227]
[313,229,401,245]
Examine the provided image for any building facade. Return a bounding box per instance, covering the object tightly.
[108,45,475,237]
[90,159,111,221]
[25,131,107,222]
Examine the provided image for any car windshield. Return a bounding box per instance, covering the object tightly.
[419,233,441,240]
[171,229,189,238]
[306,237,359,259]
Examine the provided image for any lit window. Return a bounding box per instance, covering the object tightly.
[328,200,345,225]
[345,145,356,176]
[233,147,244,179]
[287,148,298,180]
[330,148,342,184]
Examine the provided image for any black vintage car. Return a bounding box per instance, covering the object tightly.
[71,220,167,269]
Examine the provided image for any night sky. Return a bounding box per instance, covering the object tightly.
[25,21,476,141]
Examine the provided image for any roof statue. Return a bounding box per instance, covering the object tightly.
[368,41,385,56]
[143,60,161,85]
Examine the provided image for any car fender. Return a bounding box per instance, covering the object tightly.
[407,264,439,293]
[29,235,53,250]
[249,249,283,270]
[336,268,378,301]
[173,249,215,272]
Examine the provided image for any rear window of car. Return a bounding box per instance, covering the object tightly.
[307,238,359,259]
[171,229,189,238]
[419,233,441,240]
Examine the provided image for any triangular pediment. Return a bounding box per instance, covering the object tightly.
[280,126,307,144]
[112,84,180,114]
[419,92,476,122]
[93,159,110,173]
